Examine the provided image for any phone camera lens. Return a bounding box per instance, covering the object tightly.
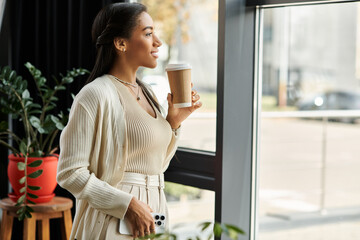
[157,221,162,226]
[160,216,165,220]
[154,215,160,220]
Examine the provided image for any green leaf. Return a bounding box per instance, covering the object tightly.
[28,185,41,191]
[18,212,25,221]
[225,224,245,235]
[62,77,73,84]
[28,109,42,115]
[17,194,25,204]
[27,159,42,167]
[37,77,46,86]
[228,229,238,240]
[16,207,24,215]
[29,103,41,109]
[28,151,42,157]
[42,116,56,132]
[24,62,34,71]
[29,116,45,134]
[54,85,66,91]
[19,176,26,184]
[2,66,11,78]
[19,140,27,155]
[20,186,26,193]
[8,69,16,82]
[27,199,36,204]
[44,89,54,99]
[213,223,222,237]
[25,205,34,212]
[27,169,43,178]
[51,115,65,130]
[17,162,26,171]
[45,105,55,112]
[55,122,64,130]
[24,101,32,107]
[27,192,38,199]
[199,221,212,231]
[22,89,30,99]
[50,96,58,101]
[220,222,229,235]
[24,210,32,218]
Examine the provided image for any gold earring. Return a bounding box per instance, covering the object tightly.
[122,49,126,52]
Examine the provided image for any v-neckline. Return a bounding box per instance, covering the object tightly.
[140,87,158,120]
[109,75,158,119]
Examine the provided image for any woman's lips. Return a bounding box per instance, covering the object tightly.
[151,51,159,58]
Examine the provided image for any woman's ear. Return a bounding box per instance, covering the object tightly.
[113,37,127,52]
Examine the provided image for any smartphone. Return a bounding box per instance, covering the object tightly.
[119,213,166,235]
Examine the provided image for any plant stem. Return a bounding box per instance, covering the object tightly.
[39,83,63,124]
[46,129,59,156]
[37,83,63,154]
[0,139,20,155]
[10,88,39,152]
[0,131,22,144]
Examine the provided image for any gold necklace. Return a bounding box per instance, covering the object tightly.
[111,75,141,101]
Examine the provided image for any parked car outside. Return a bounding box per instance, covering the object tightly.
[296,90,360,123]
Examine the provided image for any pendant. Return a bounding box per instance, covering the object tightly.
[137,96,141,101]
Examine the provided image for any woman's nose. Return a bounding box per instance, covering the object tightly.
[154,34,162,47]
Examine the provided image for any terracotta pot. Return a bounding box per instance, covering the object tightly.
[7,154,58,203]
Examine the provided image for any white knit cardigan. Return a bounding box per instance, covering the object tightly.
[56,75,179,239]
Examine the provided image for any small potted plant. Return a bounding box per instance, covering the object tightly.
[0,62,88,220]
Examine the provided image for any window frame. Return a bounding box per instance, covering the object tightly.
[165,0,360,240]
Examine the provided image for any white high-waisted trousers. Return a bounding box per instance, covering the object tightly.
[99,172,169,239]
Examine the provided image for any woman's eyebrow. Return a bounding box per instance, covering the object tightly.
[142,26,153,31]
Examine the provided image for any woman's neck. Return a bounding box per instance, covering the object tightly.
[108,59,138,85]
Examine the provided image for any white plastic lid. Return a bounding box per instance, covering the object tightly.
[165,63,192,71]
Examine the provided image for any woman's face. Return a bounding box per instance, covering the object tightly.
[125,12,162,68]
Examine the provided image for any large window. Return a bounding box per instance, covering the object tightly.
[257,2,360,239]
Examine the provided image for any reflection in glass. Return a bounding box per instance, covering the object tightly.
[138,0,218,152]
[258,2,360,240]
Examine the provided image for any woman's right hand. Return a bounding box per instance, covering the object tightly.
[125,197,155,238]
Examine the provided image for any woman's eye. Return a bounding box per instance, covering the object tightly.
[146,32,153,37]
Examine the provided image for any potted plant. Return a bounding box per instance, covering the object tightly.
[0,62,88,220]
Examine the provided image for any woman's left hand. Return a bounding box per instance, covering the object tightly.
[166,83,202,129]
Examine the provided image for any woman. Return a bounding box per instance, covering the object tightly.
[56,2,201,240]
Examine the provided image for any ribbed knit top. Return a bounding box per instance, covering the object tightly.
[115,82,173,175]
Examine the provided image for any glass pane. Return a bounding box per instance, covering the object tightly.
[258,2,360,240]
[138,0,218,152]
[165,182,215,239]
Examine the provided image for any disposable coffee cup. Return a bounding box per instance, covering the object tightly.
[165,63,192,108]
